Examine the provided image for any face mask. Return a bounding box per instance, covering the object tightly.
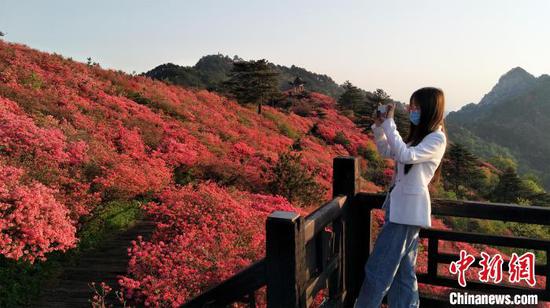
[409,110,421,125]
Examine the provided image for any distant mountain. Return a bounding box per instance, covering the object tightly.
[144,54,344,98]
[479,67,537,106]
[446,67,550,189]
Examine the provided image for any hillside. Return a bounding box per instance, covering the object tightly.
[0,42,385,232]
[0,39,390,305]
[446,67,550,189]
[1,40,541,307]
[144,54,345,98]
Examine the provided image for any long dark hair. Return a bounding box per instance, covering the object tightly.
[404,87,446,186]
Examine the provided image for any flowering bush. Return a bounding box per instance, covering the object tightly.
[118,182,301,306]
[0,163,76,263]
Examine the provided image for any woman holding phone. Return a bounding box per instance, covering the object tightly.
[354,87,448,308]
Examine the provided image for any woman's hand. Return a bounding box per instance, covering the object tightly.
[384,102,396,119]
[372,103,395,126]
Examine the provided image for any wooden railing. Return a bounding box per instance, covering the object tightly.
[182,156,550,307]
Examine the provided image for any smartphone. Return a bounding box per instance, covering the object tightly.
[377,104,388,114]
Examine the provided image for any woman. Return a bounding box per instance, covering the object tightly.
[354,87,448,308]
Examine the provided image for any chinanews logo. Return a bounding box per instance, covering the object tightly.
[448,250,539,305]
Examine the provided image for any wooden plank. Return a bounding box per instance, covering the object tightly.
[419,229,550,250]
[305,235,319,282]
[431,198,550,226]
[319,229,332,272]
[304,196,346,243]
[354,192,550,225]
[305,256,339,307]
[428,237,438,278]
[248,291,256,307]
[305,228,333,284]
[181,259,266,307]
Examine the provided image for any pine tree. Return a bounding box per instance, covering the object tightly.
[358,88,391,117]
[337,81,364,112]
[370,89,410,132]
[491,167,526,203]
[354,88,410,134]
[443,143,484,199]
[223,59,281,114]
[371,88,391,104]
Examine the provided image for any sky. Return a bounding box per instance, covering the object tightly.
[1,0,549,111]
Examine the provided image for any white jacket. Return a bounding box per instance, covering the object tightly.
[371,117,447,227]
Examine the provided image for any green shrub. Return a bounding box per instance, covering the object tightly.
[0,256,59,307]
[125,91,186,122]
[268,151,326,206]
[21,72,43,90]
[363,158,387,187]
[334,131,350,147]
[357,144,376,161]
[278,122,299,139]
[174,165,196,185]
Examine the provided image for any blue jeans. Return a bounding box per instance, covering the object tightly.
[354,193,421,308]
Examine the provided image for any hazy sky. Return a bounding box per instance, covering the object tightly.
[1,0,549,111]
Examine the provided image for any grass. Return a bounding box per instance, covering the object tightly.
[78,200,144,251]
[278,122,299,139]
[263,110,300,139]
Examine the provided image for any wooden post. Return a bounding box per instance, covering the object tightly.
[428,237,438,279]
[332,156,360,198]
[332,156,365,307]
[248,291,256,307]
[266,211,307,308]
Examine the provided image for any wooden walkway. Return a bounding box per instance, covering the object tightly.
[36,219,156,307]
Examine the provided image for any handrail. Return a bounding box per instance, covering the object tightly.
[303,195,346,243]
[419,228,550,249]
[181,259,266,307]
[354,192,550,225]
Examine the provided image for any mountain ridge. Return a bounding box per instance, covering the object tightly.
[446,66,550,189]
[144,54,345,98]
